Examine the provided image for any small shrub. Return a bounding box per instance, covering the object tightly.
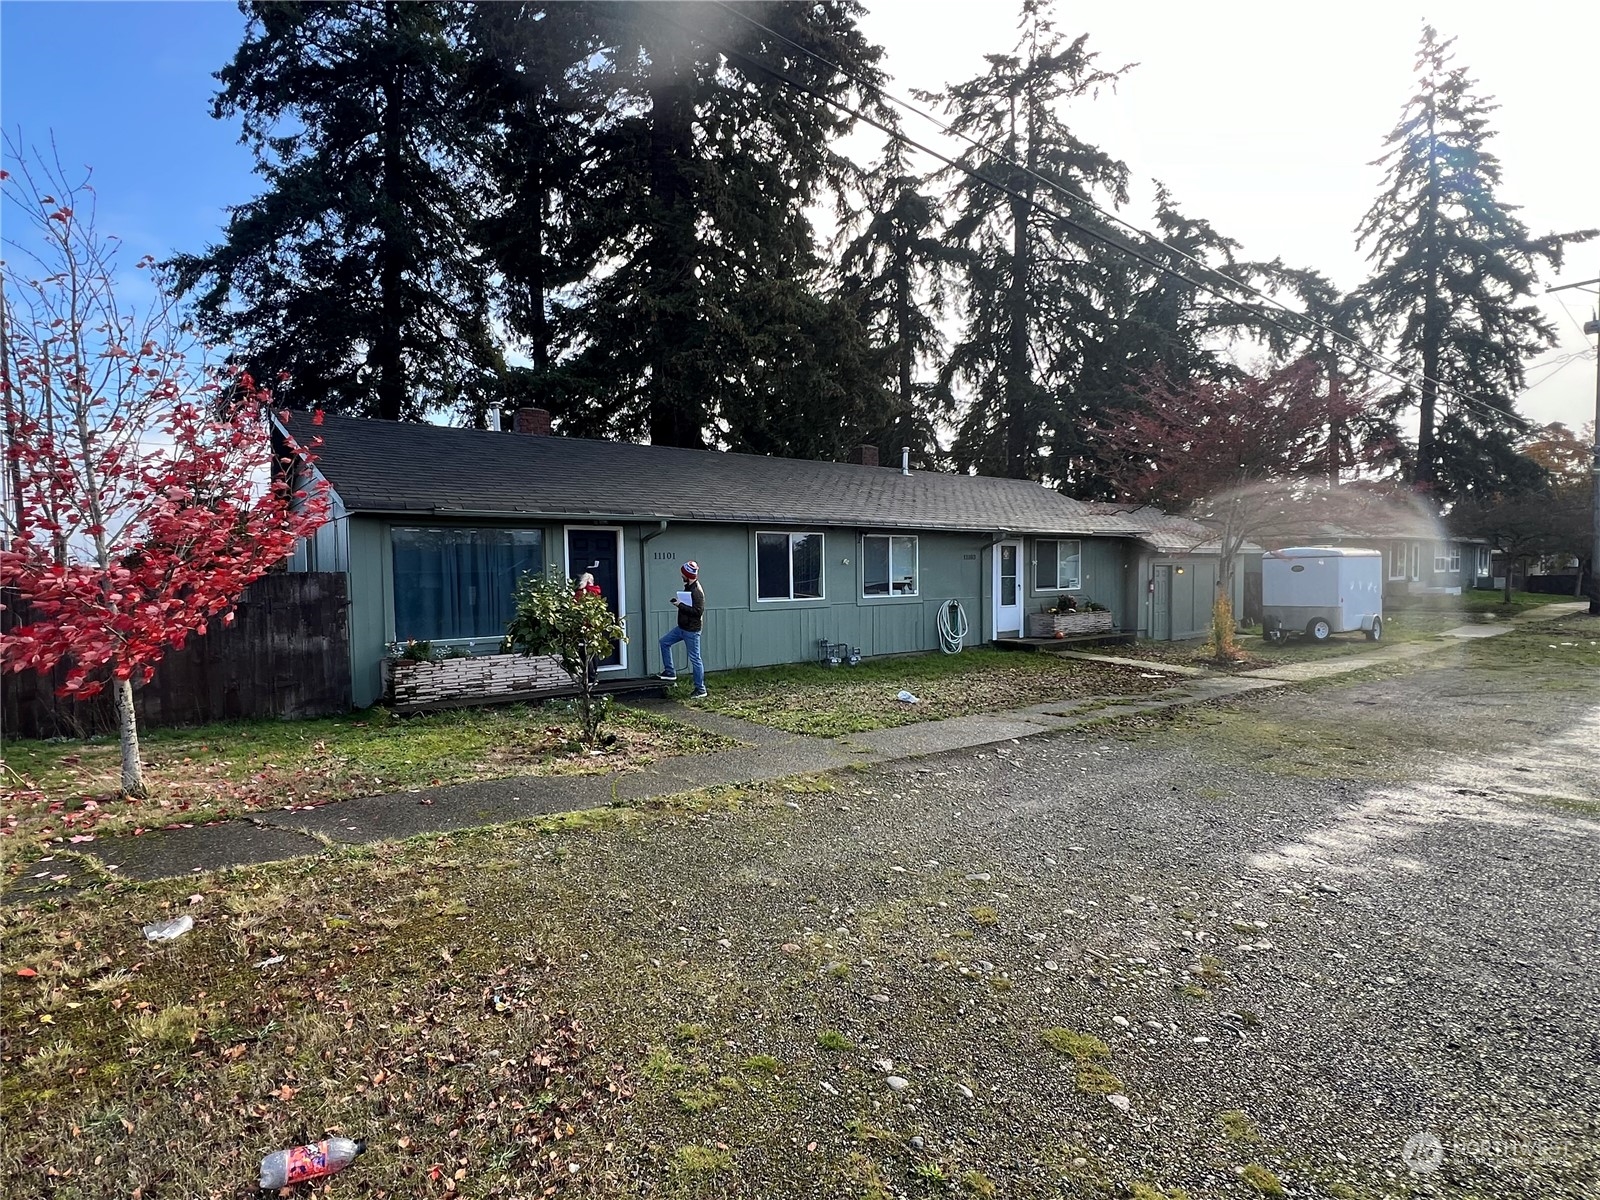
[816,1030,854,1052]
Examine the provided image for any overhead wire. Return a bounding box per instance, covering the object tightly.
[705,0,1562,433]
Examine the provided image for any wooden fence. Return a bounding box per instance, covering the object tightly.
[2,572,352,739]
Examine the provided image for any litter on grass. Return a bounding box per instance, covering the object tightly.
[896,690,920,704]
[142,915,194,942]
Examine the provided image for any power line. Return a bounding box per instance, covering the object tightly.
[707,0,1556,433]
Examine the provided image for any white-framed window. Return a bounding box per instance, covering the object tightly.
[1448,543,1461,573]
[862,534,918,597]
[1034,539,1082,591]
[1476,546,1491,577]
[757,531,824,601]
[1388,540,1408,580]
[1433,542,1456,573]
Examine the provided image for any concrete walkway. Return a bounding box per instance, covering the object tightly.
[11,602,1588,891]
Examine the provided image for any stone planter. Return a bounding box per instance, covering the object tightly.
[386,652,574,708]
[1027,610,1115,638]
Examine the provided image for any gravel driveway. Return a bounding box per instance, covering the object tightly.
[525,634,1600,1199]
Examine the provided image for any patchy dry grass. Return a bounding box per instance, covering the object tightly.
[697,649,1172,736]
[2,702,734,853]
[1123,611,1464,672]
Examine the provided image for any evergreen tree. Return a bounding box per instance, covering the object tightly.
[171,1,503,421]
[838,138,962,468]
[1356,24,1594,498]
[929,0,1131,480]
[553,1,889,452]
[461,3,607,425]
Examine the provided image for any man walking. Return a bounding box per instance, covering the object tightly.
[657,560,708,698]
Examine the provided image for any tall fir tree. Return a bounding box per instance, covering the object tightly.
[460,2,608,425]
[1355,24,1593,499]
[930,0,1130,480]
[171,0,503,421]
[838,137,963,469]
[553,1,890,453]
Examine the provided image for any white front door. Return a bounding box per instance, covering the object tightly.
[994,540,1023,637]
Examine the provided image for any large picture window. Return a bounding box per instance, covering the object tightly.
[757,531,824,601]
[862,535,919,597]
[1034,539,1082,591]
[392,527,543,642]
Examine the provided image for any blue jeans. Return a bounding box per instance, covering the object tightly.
[658,626,704,690]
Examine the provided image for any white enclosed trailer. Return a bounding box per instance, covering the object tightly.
[1260,547,1384,643]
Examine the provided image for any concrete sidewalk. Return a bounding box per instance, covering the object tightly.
[11,602,1588,890]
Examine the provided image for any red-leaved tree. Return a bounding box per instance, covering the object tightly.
[1,144,328,797]
[1092,360,1392,655]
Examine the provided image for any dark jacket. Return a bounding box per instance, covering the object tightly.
[677,579,705,632]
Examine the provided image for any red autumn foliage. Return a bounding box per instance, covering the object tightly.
[1,387,328,697]
[1,146,328,758]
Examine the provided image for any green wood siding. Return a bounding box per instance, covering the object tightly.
[1023,536,1135,629]
[341,520,1165,709]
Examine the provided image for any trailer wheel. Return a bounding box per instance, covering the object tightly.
[1262,617,1285,645]
[1366,617,1383,642]
[1306,618,1332,642]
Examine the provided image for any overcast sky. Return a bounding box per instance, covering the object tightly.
[3,0,1595,430]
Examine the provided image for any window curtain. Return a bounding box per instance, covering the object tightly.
[393,528,543,641]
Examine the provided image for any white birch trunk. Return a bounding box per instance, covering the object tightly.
[113,677,147,798]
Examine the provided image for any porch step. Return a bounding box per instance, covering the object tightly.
[993,631,1136,652]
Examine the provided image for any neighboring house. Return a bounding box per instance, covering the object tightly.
[282,410,1176,708]
[1256,486,1489,600]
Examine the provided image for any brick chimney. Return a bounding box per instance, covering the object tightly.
[513,407,552,436]
[847,444,879,467]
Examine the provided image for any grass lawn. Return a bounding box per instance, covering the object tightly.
[2,704,735,853]
[1403,588,1583,616]
[674,648,1174,736]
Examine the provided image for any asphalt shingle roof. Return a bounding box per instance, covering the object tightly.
[290,414,1153,538]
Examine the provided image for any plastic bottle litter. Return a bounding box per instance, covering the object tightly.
[896,690,920,704]
[142,915,194,942]
[259,1138,366,1189]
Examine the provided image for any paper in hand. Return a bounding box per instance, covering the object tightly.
[675,590,693,607]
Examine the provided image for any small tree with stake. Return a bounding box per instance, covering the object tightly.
[1093,360,1390,660]
[1,143,329,797]
[502,568,626,749]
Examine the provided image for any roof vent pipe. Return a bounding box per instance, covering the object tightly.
[901,447,910,477]
[488,410,502,432]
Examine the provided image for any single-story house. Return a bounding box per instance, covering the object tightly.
[279,411,1239,708]
[1255,485,1490,600]
[1098,507,1261,633]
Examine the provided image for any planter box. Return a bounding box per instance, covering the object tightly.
[1027,610,1115,638]
[386,653,574,707]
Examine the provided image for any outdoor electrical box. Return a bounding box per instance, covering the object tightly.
[1260,547,1384,644]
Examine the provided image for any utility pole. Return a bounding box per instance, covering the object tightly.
[1546,276,1600,615]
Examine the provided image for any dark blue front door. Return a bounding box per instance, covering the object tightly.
[566,528,622,667]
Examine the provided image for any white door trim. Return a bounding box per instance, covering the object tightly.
[563,525,627,672]
[992,539,1023,639]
